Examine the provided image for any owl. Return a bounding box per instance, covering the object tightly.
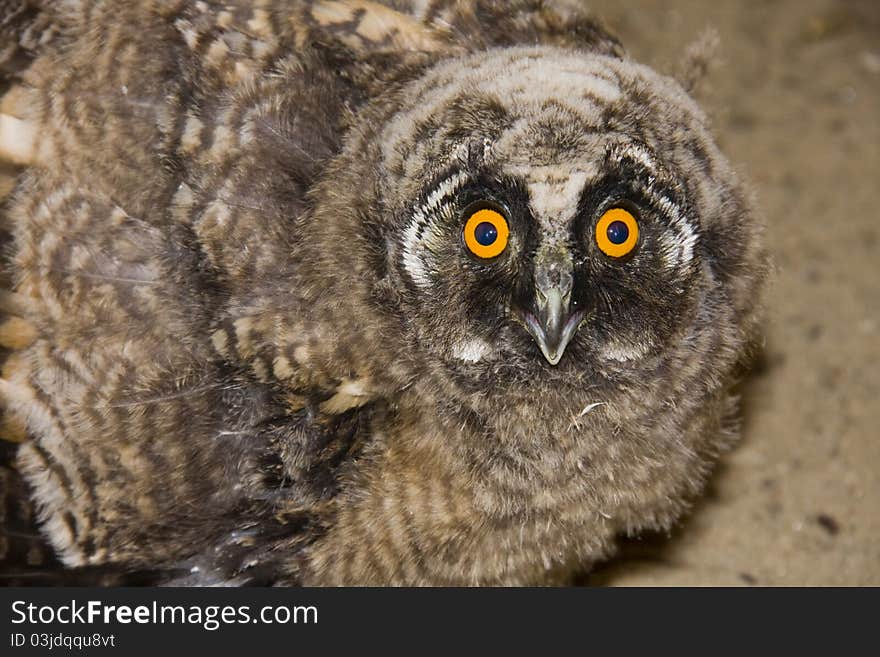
[0,0,765,586]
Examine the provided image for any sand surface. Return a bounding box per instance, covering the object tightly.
[586,0,879,586]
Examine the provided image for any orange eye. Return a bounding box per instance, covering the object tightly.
[463,208,509,259]
[595,207,639,258]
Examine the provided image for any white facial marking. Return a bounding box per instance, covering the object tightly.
[615,142,698,271]
[524,168,590,241]
[655,195,697,268]
[402,171,469,288]
[499,164,595,244]
[602,339,650,362]
[617,142,658,173]
[452,338,493,363]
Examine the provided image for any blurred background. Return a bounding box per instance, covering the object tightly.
[585,0,879,585]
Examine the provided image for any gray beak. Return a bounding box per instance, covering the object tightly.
[521,249,584,365]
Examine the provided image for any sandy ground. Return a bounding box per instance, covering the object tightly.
[586,0,880,586]
[1,1,877,586]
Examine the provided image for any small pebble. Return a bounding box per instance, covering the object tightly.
[861,51,880,75]
[816,514,840,536]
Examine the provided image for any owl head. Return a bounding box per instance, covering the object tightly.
[310,46,762,430]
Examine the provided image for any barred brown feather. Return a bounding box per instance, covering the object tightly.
[0,1,764,585]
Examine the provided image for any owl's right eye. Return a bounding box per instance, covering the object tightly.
[463,207,509,259]
[595,207,639,258]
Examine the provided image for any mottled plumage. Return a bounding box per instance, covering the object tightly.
[0,0,765,585]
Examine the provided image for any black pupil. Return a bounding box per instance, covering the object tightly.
[474,221,498,246]
[606,220,629,245]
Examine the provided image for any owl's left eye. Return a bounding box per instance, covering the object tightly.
[595,207,639,258]
[463,208,509,259]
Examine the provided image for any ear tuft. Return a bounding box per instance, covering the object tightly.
[676,28,721,94]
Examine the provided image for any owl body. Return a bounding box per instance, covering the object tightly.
[0,1,764,585]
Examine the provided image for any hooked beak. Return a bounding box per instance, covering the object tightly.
[518,249,585,365]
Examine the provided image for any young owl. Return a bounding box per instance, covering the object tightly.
[0,0,765,585]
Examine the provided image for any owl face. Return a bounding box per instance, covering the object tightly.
[392,142,700,372]
[365,47,736,416]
